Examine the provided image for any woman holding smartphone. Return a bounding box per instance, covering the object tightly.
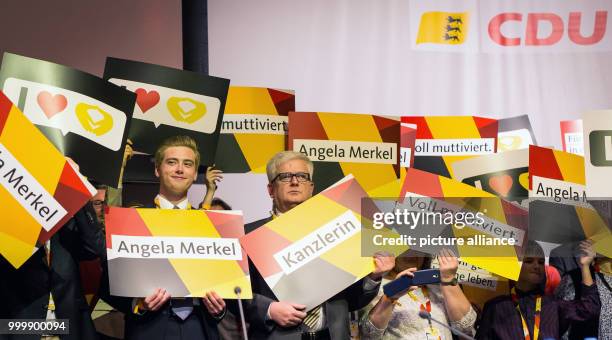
[360,249,476,339]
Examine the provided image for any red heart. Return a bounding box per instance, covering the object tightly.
[37,91,67,118]
[135,88,160,113]
[488,174,513,197]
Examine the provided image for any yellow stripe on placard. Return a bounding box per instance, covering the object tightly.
[137,209,221,238]
[235,134,285,173]
[318,112,399,195]
[169,258,252,298]
[426,116,483,180]
[0,106,65,195]
[226,87,286,173]
[0,187,41,245]
[225,87,278,114]
[553,150,585,185]
[0,228,38,268]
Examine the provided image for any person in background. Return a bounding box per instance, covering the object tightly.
[209,198,232,211]
[551,241,609,340]
[476,240,600,340]
[198,166,223,210]
[360,249,476,339]
[89,182,108,224]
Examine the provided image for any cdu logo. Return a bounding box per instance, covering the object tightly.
[589,130,612,166]
[417,12,470,45]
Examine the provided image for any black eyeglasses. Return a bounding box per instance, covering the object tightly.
[91,200,105,207]
[272,172,311,183]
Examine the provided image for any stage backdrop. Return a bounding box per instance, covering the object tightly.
[209,0,612,149]
[0,0,182,76]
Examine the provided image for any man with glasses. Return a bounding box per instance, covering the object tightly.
[89,182,107,223]
[241,151,393,340]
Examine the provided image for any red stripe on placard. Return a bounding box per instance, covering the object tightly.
[529,146,564,188]
[240,226,292,278]
[402,116,433,139]
[0,91,14,133]
[288,112,329,150]
[400,168,444,199]
[105,207,153,249]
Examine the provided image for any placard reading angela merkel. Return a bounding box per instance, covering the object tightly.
[240,175,374,311]
[0,91,96,268]
[289,112,402,197]
[105,207,251,298]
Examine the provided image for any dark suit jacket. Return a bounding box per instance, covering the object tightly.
[99,203,220,340]
[237,217,380,340]
[0,203,105,340]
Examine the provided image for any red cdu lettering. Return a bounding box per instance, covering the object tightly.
[568,11,608,45]
[488,13,522,46]
[525,13,564,46]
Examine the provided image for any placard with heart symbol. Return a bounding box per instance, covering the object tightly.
[36,91,68,118]
[452,149,529,202]
[135,88,160,113]
[104,57,229,163]
[0,52,135,187]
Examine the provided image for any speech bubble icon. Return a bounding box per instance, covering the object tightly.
[167,97,206,124]
[75,103,114,136]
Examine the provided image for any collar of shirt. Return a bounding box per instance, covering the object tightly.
[155,195,190,209]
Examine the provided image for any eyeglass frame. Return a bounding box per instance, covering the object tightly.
[271,172,312,183]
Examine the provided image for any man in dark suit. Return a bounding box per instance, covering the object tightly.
[0,201,105,340]
[240,151,393,340]
[100,136,225,340]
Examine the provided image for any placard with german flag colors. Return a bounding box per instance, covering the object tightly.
[452,148,529,202]
[0,91,96,268]
[240,175,375,311]
[396,167,527,307]
[398,167,527,281]
[401,122,417,168]
[215,86,294,173]
[288,112,402,197]
[402,116,498,179]
[105,207,251,298]
[528,145,612,256]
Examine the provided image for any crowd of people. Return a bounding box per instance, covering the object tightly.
[1,135,608,340]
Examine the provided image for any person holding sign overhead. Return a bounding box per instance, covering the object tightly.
[241,151,394,340]
[100,136,226,340]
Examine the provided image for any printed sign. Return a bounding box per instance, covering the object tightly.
[0,53,135,186]
[105,207,251,298]
[0,91,95,268]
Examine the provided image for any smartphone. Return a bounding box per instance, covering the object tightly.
[383,269,441,297]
